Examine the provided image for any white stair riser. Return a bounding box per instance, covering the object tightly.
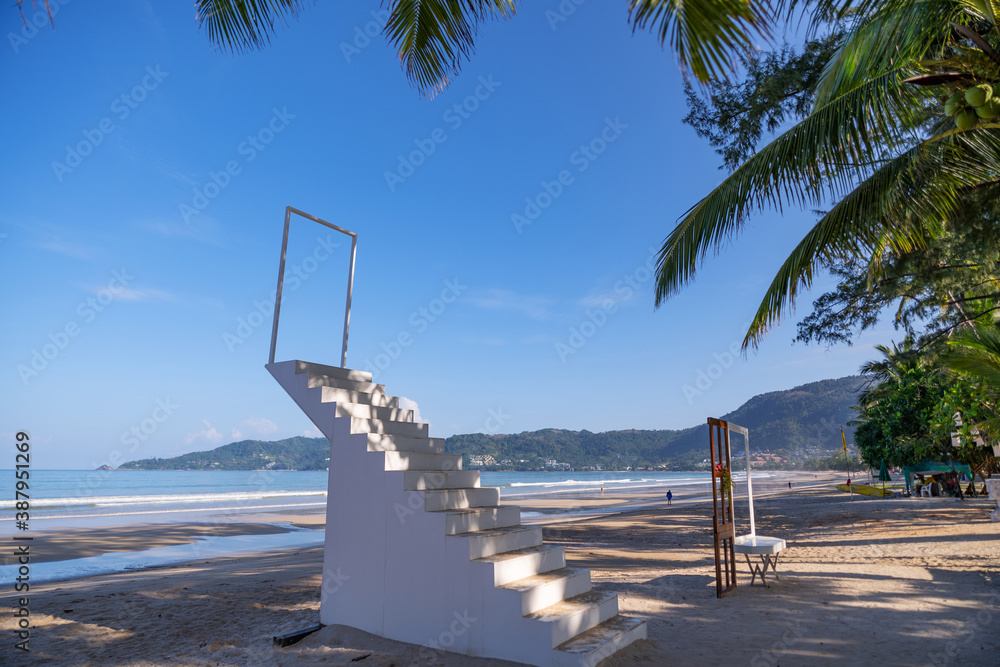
[552,618,648,667]
[403,471,480,491]
[383,452,461,471]
[445,506,521,535]
[469,527,543,559]
[491,547,566,586]
[368,434,445,454]
[521,570,592,616]
[548,596,619,649]
[424,488,499,511]
[294,361,372,383]
[308,373,385,394]
[321,385,398,408]
[352,417,428,438]
[335,403,414,422]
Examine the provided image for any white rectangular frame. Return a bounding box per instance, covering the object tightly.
[268,206,357,367]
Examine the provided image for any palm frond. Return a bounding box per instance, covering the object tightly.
[195,0,312,53]
[384,0,516,98]
[655,66,928,309]
[741,146,954,348]
[813,0,969,108]
[628,0,771,83]
[946,324,1000,386]
[740,127,1000,348]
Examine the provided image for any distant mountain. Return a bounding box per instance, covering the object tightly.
[117,437,329,471]
[444,376,864,469]
[114,376,863,471]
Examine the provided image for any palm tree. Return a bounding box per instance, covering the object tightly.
[192,0,770,97]
[946,323,1000,437]
[656,0,1000,350]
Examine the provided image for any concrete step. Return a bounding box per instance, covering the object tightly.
[477,544,565,587]
[308,373,385,395]
[367,433,445,454]
[383,451,461,472]
[294,360,372,383]
[459,525,542,559]
[527,590,619,649]
[351,417,428,438]
[403,470,480,491]
[334,402,414,423]
[320,385,399,408]
[498,567,592,616]
[553,615,647,667]
[423,487,499,511]
[444,506,521,535]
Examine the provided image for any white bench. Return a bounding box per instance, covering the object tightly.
[734,534,786,586]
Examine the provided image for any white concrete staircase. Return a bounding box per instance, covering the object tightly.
[267,360,646,667]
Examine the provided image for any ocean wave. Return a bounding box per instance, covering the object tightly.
[0,490,327,510]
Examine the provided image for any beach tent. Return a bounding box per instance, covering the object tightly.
[902,461,973,491]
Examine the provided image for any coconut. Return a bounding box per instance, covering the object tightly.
[956,108,979,131]
[965,84,993,108]
[945,101,960,116]
[976,98,1000,120]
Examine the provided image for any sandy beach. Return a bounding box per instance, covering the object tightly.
[5,474,999,666]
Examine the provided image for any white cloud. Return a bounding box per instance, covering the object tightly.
[232,417,279,441]
[184,419,224,446]
[398,397,424,423]
[139,218,224,246]
[94,286,177,302]
[33,237,98,260]
[464,289,554,320]
[303,426,323,438]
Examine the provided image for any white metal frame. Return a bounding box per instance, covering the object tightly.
[727,422,755,537]
[268,206,357,367]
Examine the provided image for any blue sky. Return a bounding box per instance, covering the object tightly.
[1,2,890,470]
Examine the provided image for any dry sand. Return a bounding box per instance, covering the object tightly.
[5,481,999,666]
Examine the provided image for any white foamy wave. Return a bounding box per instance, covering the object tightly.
[0,490,327,510]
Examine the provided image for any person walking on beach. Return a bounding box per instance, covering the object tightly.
[666,490,672,505]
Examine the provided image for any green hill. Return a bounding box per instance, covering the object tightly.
[117,436,330,471]
[444,376,863,470]
[114,376,862,471]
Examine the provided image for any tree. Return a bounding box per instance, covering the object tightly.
[852,353,951,468]
[657,0,1000,350]
[944,323,1000,438]
[795,192,1000,350]
[683,32,844,171]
